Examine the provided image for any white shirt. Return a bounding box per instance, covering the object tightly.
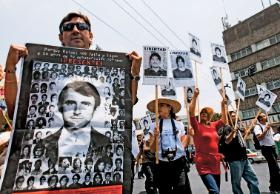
[58,127,91,157]
[149,119,185,162]
[254,123,275,146]
[273,133,280,142]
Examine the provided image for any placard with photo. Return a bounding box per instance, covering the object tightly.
[0,44,131,194]
[211,43,227,67]
[256,88,277,112]
[170,50,195,87]
[236,77,246,101]
[160,78,177,98]
[143,46,168,85]
[188,33,202,63]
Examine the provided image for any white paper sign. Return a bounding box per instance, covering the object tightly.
[236,77,246,101]
[143,46,168,85]
[170,50,195,87]
[210,66,222,90]
[211,43,227,67]
[256,88,277,112]
[160,77,177,98]
[188,33,202,63]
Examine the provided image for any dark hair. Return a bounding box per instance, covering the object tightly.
[59,12,91,34]
[264,93,271,99]
[31,94,38,99]
[58,81,100,112]
[29,105,37,111]
[192,38,197,45]
[215,47,221,53]
[149,52,161,62]
[116,144,123,151]
[257,114,263,122]
[84,158,93,165]
[175,55,185,65]
[16,176,25,184]
[59,175,69,183]
[27,176,35,185]
[48,175,58,185]
[33,143,45,157]
[73,173,80,180]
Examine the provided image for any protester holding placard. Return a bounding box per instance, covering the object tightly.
[218,111,260,194]
[253,113,280,193]
[147,98,192,194]
[189,88,226,194]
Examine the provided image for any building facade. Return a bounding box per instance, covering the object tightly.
[223,3,280,129]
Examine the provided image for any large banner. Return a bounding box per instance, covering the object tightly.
[0,44,133,194]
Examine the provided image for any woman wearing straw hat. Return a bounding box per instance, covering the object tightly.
[189,88,226,194]
[147,98,192,194]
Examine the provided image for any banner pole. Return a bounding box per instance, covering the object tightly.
[194,61,200,121]
[155,85,159,164]
[183,87,192,147]
[244,109,262,139]
[234,98,241,130]
[219,67,228,125]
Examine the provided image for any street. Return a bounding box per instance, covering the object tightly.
[133,162,278,194]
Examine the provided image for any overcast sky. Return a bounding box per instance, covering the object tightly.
[0,0,277,119]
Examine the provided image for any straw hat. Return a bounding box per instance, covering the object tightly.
[147,98,181,113]
[200,107,214,116]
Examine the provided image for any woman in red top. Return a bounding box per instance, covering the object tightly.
[189,88,226,194]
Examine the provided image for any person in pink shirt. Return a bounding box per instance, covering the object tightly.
[189,88,226,194]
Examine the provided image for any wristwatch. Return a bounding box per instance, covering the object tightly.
[132,75,141,81]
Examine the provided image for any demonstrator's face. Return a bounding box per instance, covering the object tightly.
[150,56,161,69]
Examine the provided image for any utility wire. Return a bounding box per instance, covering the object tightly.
[122,0,176,48]
[71,0,138,47]
[140,0,188,48]
[112,0,167,47]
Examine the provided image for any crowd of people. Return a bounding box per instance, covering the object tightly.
[0,11,279,194]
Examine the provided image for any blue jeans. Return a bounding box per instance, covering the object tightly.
[229,159,260,194]
[200,174,220,194]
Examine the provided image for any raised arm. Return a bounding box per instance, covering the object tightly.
[127,51,142,105]
[189,88,199,117]
[5,44,28,119]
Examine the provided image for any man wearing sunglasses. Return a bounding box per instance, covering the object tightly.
[4,12,142,119]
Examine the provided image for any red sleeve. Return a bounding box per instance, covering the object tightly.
[190,116,198,132]
[212,119,224,131]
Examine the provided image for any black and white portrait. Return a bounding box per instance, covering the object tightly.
[236,77,246,101]
[189,33,201,59]
[210,66,222,90]
[256,88,277,112]
[143,46,168,85]
[140,115,152,138]
[170,50,195,87]
[185,86,195,104]
[211,43,227,64]
[160,78,176,98]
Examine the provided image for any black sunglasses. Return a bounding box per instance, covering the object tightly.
[61,22,90,32]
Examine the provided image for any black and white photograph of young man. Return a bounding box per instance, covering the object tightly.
[143,46,168,85]
[170,50,195,87]
[256,88,277,112]
[236,77,246,101]
[211,43,227,64]
[11,61,127,190]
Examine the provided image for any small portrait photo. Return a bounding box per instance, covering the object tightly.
[94,157,106,173]
[31,159,43,175]
[43,158,58,175]
[189,34,201,57]
[140,115,152,136]
[50,63,59,72]
[69,173,82,188]
[256,88,277,112]
[161,78,176,97]
[20,144,32,159]
[33,62,42,71]
[236,77,246,101]
[59,175,70,189]
[41,71,49,81]
[47,174,59,189]
[117,109,125,120]
[30,94,39,105]
[22,130,34,144]
[118,120,125,131]
[144,52,167,77]
[17,159,32,176]
[14,175,25,190]
[58,157,72,174]
[32,143,45,159]
[103,172,113,185]
[185,86,195,103]
[210,67,222,87]
[33,71,41,81]
[113,158,123,172]
[115,144,124,157]
[35,117,47,129]
[171,52,193,79]
[42,63,50,71]
[113,172,122,184]
[92,172,103,186]
[30,83,40,93]
[71,157,83,174]
[84,157,94,173]
[33,130,43,145]
[211,43,227,63]
[26,119,36,130]
[27,105,37,118]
